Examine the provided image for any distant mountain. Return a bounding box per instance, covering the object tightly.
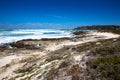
[74,25,120,30]
[74,25,120,34]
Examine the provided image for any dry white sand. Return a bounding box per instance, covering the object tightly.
[46,32,119,51]
[90,32,119,39]
[0,55,22,68]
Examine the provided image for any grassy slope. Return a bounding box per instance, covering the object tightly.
[73,26,120,80]
[83,38,120,80]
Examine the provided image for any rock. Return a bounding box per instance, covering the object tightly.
[71,47,76,51]
[113,39,117,41]
[34,44,45,50]
[96,42,101,45]
[10,53,14,55]
[87,50,91,53]
[36,44,40,48]
[7,45,12,49]
[0,43,12,49]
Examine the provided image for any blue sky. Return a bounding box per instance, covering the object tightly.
[0,0,120,29]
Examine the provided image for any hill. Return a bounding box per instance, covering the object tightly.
[74,25,120,34]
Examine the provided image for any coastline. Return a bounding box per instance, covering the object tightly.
[0,31,119,80]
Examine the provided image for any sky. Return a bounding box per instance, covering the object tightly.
[0,0,120,29]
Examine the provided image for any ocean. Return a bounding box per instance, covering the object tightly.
[0,29,72,44]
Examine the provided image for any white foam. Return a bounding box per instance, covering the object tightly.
[0,29,72,44]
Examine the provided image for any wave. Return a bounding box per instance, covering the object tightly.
[43,32,61,34]
[0,29,72,44]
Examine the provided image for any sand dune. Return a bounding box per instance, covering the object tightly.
[0,32,119,80]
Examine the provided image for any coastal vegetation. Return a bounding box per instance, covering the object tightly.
[85,38,120,80]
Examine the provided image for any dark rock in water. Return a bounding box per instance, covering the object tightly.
[0,43,12,49]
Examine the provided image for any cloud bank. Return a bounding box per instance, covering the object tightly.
[0,23,73,29]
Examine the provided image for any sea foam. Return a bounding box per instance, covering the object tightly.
[0,29,72,44]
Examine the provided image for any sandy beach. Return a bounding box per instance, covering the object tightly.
[0,32,119,80]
